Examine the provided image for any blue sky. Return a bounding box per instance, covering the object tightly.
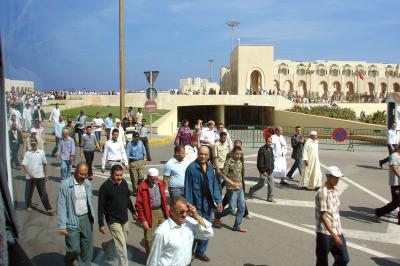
[1,0,400,90]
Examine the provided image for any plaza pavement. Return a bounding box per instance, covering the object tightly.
[10,140,400,266]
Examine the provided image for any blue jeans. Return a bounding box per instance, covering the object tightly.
[60,160,72,180]
[287,158,303,177]
[94,131,101,142]
[193,209,211,256]
[316,233,349,266]
[216,188,245,230]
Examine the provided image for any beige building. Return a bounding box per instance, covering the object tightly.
[5,78,34,93]
[220,44,400,102]
[180,77,220,95]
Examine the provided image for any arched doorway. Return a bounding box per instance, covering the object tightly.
[297,80,307,97]
[318,81,328,98]
[250,70,262,95]
[394,83,400,92]
[273,80,280,92]
[368,82,375,96]
[346,82,354,95]
[283,80,293,97]
[380,83,387,100]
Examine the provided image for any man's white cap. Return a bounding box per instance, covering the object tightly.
[30,128,37,134]
[147,168,159,177]
[325,166,343,177]
[309,130,318,136]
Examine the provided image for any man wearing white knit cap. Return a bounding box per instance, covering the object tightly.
[300,130,322,190]
[135,168,168,256]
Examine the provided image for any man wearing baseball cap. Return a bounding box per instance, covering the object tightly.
[315,166,349,266]
[135,168,168,256]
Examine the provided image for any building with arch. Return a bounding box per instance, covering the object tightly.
[218,44,400,102]
[4,78,34,93]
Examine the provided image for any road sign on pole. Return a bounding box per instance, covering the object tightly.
[144,100,157,139]
[146,87,158,100]
[144,71,159,88]
[332,128,348,142]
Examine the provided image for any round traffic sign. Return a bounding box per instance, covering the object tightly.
[146,88,158,100]
[332,128,347,142]
[144,100,157,113]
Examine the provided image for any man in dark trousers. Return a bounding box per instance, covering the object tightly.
[98,164,136,266]
[375,145,400,225]
[184,146,222,262]
[8,122,24,169]
[287,126,304,179]
[248,136,275,202]
[80,125,100,180]
[379,122,399,168]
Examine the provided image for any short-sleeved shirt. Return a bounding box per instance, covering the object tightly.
[212,141,230,169]
[163,157,190,188]
[389,152,400,186]
[315,185,343,235]
[223,158,243,189]
[22,149,47,179]
[92,118,104,132]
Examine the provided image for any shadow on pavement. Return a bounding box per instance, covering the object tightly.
[30,251,64,266]
[244,264,270,266]
[356,164,382,170]
[340,206,380,224]
[370,257,400,266]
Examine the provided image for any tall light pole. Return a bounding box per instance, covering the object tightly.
[119,0,125,119]
[208,59,214,82]
[226,21,239,51]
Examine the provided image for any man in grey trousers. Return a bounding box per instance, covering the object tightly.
[57,162,95,266]
[248,136,276,202]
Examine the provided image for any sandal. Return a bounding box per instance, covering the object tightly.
[238,227,247,233]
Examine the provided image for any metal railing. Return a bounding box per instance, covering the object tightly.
[226,125,387,151]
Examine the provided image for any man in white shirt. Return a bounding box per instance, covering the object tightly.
[184,135,198,163]
[49,103,61,124]
[146,196,214,266]
[379,122,399,168]
[92,112,104,142]
[22,138,55,215]
[271,126,289,185]
[200,120,218,148]
[136,108,143,127]
[101,128,128,173]
[215,123,233,150]
[22,102,33,132]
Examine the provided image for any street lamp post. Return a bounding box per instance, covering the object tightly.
[119,0,125,119]
[208,59,214,82]
[226,21,239,51]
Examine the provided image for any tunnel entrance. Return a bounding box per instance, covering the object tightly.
[177,105,274,127]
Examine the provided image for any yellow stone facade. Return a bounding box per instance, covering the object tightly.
[220,44,400,102]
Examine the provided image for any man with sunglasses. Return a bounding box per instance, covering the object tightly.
[146,196,213,266]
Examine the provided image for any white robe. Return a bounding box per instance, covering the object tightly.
[23,108,32,132]
[300,139,322,189]
[272,134,287,178]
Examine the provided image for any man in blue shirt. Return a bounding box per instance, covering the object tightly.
[126,131,146,195]
[57,128,76,180]
[184,146,222,262]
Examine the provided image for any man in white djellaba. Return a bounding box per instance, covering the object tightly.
[300,130,322,190]
[271,126,289,186]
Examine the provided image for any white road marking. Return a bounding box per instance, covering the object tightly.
[302,222,400,245]
[251,212,395,258]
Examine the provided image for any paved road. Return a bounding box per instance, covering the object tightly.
[10,141,400,265]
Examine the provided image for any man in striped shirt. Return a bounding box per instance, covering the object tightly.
[315,166,349,266]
